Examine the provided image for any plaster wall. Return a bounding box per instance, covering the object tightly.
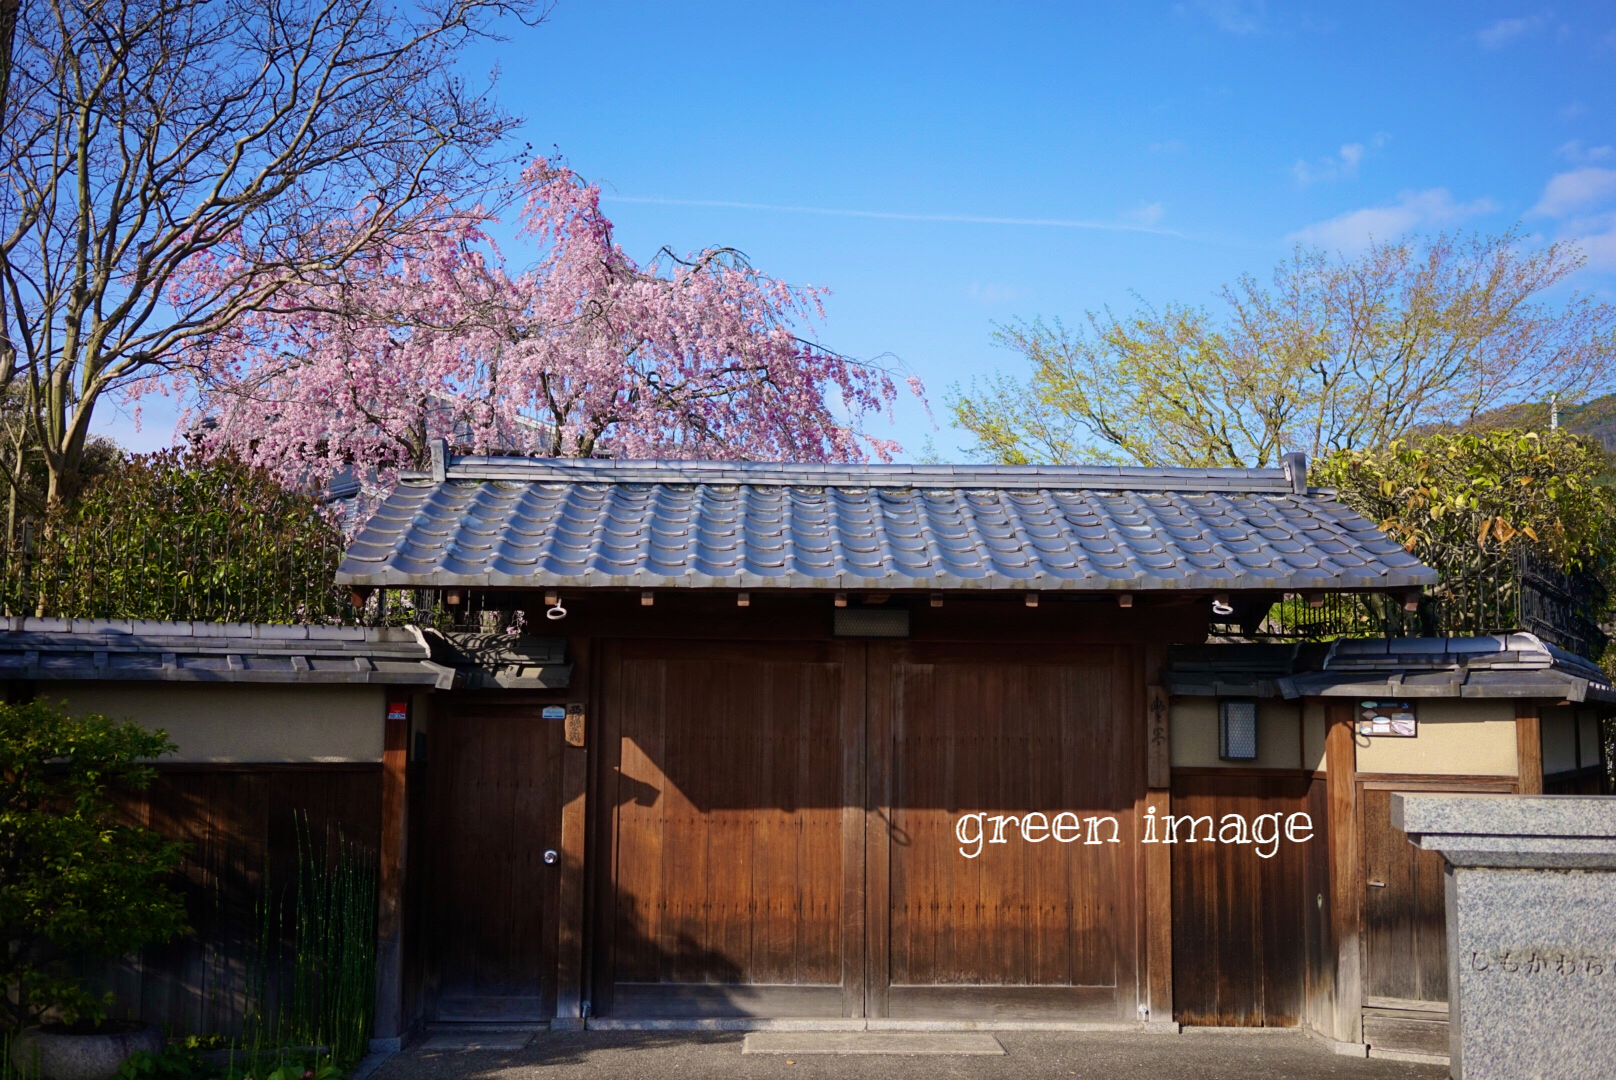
[50,682,386,762]
[1303,701,1327,773]
[1170,698,1304,770]
[1354,699,1517,777]
[1580,709,1603,770]
[1543,705,1609,775]
[1542,706,1579,776]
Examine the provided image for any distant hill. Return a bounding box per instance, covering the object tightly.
[1428,394,1616,453]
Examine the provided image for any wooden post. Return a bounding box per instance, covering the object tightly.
[1324,700,1361,1045]
[1516,702,1543,795]
[373,698,410,1047]
[1142,681,1172,1026]
[555,639,591,1028]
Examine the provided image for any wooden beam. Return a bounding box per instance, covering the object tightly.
[1516,702,1543,795]
[373,699,410,1044]
[864,641,894,1021]
[1143,789,1172,1024]
[1324,700,1361,1045]
[555,638,591,1026]
[839,641,868,1019]
[1142,653,1172,1026]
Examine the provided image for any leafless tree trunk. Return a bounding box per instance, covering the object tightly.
[0,0,546,506]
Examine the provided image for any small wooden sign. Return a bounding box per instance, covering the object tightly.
[1147,685,1170,789]
[564,703,586,748]
[1356,700,1416,738]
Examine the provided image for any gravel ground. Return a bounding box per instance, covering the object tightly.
[375,1029,1449,1080]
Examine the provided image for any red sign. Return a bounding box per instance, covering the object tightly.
[387,701,408,721]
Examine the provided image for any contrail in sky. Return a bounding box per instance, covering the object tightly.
[603,195,1190,238]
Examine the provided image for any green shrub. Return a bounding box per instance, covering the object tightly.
[0,701,187,1031]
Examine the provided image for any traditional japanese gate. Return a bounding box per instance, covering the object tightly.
[590,638,1144,1020]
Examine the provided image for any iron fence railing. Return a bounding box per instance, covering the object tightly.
[1212,552,1610,661]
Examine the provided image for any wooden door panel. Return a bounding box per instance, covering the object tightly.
[876,644,1138,1019]
[1359,787,1451,1005]
[1170,773,1313,1027]
[600,641,863,1018]
[426,699,563,1021]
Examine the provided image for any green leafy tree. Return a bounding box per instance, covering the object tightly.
[952,230,1616,467]
[6,450,348,622]
[0,701,186,1031]
[1316,429,1616,652]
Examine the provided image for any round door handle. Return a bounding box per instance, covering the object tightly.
[543,849,559,865]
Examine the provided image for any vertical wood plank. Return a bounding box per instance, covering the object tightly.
[374,703,409,1041]
[1516,703,1543,795]
[588,640,626,1017]
[864,641,894,1020]
[556,640,591,1023]
[1142,642,1171,1022]
[1324,700,1361,1044]
[840,642,868,1018]
[1144,788,1172,1022]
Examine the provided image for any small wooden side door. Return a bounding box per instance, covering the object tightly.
[1357,777,1513,1054]
[425,696,565,1021]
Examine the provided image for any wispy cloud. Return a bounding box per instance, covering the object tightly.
[1291,135,1388,185]
[966,282,1022,304]
[1286,189,1496,251]
[1477,14,1547,49]
[1571,221,1616,271]
[1531,168,1616,271]
[1558,140,1616,164]
[1194,0,1265,35]
[1532,168,1616,217]
[603,196,1189,237]
[1125,201,1167,227]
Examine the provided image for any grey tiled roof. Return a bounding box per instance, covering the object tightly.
[336,451,1438,593]
[0,618,574,690]
[1165,635,1614,703]
[0,618,450,686]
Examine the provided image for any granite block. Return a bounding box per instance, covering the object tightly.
[1444,866,1616,1080]
[1393,794,1616,1080]
[1394,794,1616,869]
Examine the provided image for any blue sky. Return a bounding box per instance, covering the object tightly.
[100,1,1616,459]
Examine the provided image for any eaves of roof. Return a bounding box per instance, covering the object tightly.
[338,446,1439,593]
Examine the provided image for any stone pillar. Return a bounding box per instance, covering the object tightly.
[1392,794,1616,1080]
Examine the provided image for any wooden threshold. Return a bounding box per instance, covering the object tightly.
[434,996,550,1022]
[1364,996,1447,1015]
[885,985,1118,1021]
[609,983,847,1019]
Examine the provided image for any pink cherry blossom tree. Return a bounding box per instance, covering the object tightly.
[165,158,918,511]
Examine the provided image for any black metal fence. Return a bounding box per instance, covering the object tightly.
[1212,552,1610,660]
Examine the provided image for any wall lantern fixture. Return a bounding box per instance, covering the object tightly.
[1219,699,1259,761]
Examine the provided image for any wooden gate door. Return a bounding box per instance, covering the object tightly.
[425,696,564,1021]
[595,641,865,1018]
[868,642,1140,1020]
[1357,777,1513,1054]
